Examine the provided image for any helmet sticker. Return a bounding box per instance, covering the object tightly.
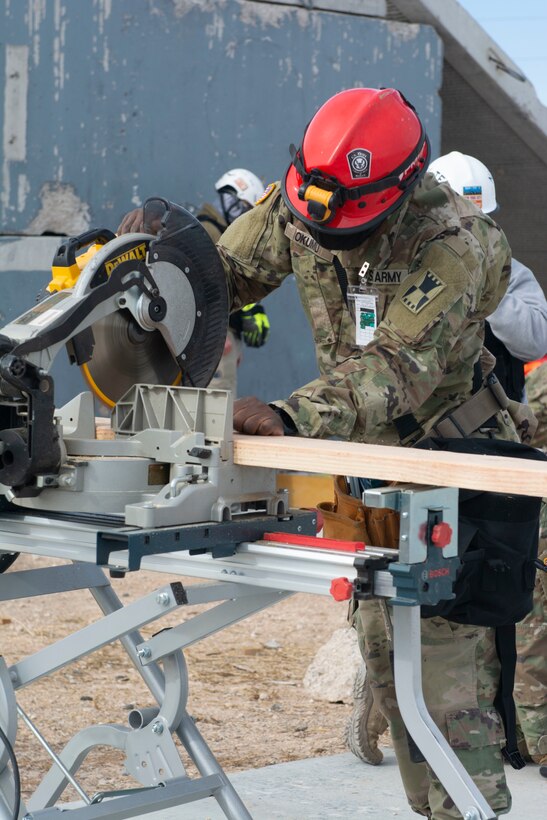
[347,148,372,179]
[401,270,445,314]
[463,185,483,209]
[234,177,249,191]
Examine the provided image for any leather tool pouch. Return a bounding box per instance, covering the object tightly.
[317,475,400,549]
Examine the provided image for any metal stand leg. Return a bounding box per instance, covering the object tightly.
[90,581,267,820]
[28,652,188,809]
[4,566,257,820]
[392,605,497,820]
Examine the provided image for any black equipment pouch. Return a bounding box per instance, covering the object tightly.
[415,436,546,768]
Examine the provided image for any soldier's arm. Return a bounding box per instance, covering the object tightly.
[271,233,512,440]
[487,258,547,361]
[216,184,293,310]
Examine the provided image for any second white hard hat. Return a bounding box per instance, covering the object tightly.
[428,151,498,214]
[214,168,264,208]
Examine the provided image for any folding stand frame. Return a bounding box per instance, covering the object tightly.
[0,486,497,820]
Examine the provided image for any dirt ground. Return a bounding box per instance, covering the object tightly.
[1,551,375,804]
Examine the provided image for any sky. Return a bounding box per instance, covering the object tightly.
[457,0,547,106]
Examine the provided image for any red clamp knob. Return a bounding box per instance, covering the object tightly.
[330,577,354,601]
[431,522,453,548]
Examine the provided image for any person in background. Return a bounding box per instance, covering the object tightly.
[429,154,547,775]
[526,356,547,449]
[196,169,270,394]
[118,168,271,396]
[429,152,547,402]
[521,354,547,777]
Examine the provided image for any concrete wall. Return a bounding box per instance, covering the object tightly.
[440,63,547,291]
[386,0,547,295]
[0,0,443,406]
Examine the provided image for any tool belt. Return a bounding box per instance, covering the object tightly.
[317,374,536,547]
[317,370,507,547]
[317,475,399,549]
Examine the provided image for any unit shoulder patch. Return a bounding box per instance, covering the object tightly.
[400,270,446,314]
[255,183,276,205]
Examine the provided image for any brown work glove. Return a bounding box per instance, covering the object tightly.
[233,397,284,436]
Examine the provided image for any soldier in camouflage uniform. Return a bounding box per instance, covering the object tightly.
[526,358,547,450]
[197,169,270,395]
[516,359,547,772]
[216,88,523,818]
[514,503,547,771]
[118,168,270,397]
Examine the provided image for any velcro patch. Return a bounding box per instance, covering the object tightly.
[255,183,276,205]
[401,270,445,314]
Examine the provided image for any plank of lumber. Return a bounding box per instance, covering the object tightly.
[233,435,547,498]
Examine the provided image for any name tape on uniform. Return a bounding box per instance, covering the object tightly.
[284,223,334,262]
[366,269,409,286]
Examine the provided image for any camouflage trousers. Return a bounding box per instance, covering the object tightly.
[210,330,242,394]
[514,541,547,760]
[357,599,510,819]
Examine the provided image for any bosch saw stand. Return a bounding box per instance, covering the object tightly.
[0,207,500,819]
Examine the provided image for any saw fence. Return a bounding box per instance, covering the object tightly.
[0,432,544,820]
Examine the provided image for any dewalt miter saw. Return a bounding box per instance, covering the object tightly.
[0,204,498,820]
[0,198,311,558]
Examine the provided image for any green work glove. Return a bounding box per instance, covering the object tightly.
[241,303,270,348]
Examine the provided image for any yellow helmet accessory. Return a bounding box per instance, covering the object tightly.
[301,184,336,222]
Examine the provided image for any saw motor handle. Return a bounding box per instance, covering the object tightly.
[49,228,118,292]
[52,228,117,269]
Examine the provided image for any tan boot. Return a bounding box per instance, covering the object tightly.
[345,662,388,765]
[531,754,547,777]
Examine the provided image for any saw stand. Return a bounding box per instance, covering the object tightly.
[0,484,497,820]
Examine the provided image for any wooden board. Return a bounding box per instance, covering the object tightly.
[94,419,547,497]
[233,435,547,498]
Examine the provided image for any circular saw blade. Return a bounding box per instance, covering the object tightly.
[81,311,181,408]
[79,202,229,405]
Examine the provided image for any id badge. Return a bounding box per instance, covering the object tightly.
[348,260,378,346]
[349,290,378,345]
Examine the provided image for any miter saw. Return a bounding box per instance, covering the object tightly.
[0,202,498,820]
[0,198,314,565]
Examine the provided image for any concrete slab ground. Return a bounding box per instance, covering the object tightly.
[138,748,545,819]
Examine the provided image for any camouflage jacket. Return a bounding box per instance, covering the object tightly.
[217,175,514,444]
[526,360,547,449]
[197,203,227,244]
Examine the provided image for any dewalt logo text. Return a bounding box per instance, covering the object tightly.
[105,243,147,276]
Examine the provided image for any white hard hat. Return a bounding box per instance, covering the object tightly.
[428,151,498,214]
[214,168,264,207]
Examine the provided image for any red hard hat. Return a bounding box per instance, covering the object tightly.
[281,88,430,235]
